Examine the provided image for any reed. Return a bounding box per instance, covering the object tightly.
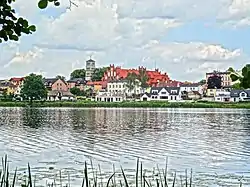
[0,156,244,187]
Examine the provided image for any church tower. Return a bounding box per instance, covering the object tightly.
[85,57,96,81]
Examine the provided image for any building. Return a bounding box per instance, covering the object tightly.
[187,91,202,100]
[86,81,107,93]
[9,77,24,86]
[107,80,142,96]
[95,91,126,102]
[47,90,75,101]
[206,71,232,87]
[67,78,86,91]
[0,81,16,95]
[140,87,182,101]
[44,78,68,91]
[102,65,170,87]
[85,58,96,81]
[214,90,231,102]
[230,90,250,102]
[180,83,204,94]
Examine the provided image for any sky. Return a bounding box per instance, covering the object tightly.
[0,0,250,82]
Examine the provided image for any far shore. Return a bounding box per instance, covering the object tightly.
[0,100,250,109]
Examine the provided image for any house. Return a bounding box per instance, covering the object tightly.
[95,91,126,102]
[102,65,170,87]
[187,91,202,100]
[67,78,86,90]
[107,80,142,96]
[86,81,107,93]
[44,78,68,91]
[140,87,182,101]
[47,90,76,101]
[230,90,250,102]
[214,90,231,102]
[0,81,16,95]
[180,83,204,94]
[9,77,24,86]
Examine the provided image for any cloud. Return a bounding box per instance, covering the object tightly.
[1,0,249,81]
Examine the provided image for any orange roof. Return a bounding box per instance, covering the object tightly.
[86,81,107,88]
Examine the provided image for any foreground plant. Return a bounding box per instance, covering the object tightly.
[0,156,244,187]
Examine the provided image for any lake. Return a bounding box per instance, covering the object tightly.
[0,107,250,186]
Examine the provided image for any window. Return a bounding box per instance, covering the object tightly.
[240,92,247,98]
[119,85,121,88]
[160,96,168,99]
[171,90,177,94]
[161,92,166,94]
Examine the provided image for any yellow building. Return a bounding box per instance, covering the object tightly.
[0,81,16,95]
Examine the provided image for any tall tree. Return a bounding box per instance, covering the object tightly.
[70,69,86,79]
[230,64,250,89]
[56,75,66,80]
[137,69,148,92]
[91,67,108,81]
[207,75,222,89]
[126,72,138,97]
[21,73,47,102]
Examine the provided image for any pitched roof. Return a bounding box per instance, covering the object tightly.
[230,89,250,97]
[9,77,24,82]
[44,78,67,85]
[150,87,180,95]
[67,78,85,84]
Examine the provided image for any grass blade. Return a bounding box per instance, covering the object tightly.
[12,167,17,187]
[189,169,192,187]
[85,162,89,187]
[172,172,176,187]
[136,158,139,187]
[121,167,129,187]
[185,169,188,187]
[164,157,168,187]
[106,173,115,187]
[28,163,32,187]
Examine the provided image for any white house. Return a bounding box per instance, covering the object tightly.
[95,91,126,102]
[214,90,231,102]
[107,80,142,96]
[180,83,204,94]
[141,87,182,101]
[230,90,250,102]
[47,91,76,101]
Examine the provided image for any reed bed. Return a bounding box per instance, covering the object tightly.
[0,156,243,187]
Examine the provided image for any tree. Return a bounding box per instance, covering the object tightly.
[0,0,77,43]
[92,67,108,81]
[137,69,149,92]
[21,73,47,102]
[126,72,138,97]
[199,79,206,84]
[70,69,86,79]
[207,74,222,89]
[230,64,250,89]
[56,75,66,80]
[232,82,242,89]
[70,87,84,96]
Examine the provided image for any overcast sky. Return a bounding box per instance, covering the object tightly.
[0,0,249,81]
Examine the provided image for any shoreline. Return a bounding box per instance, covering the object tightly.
[0,101,250,109]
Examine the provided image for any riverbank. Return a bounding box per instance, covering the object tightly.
[0,100,250,108]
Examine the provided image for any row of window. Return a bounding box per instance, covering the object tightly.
[108,84,124,88]
[96,97,122,102]
[151,96,177,100]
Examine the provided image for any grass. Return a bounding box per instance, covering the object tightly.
[1,100,250,109]
[0,156,244,187]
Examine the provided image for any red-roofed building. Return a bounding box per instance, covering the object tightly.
[9,77,24,86]
[102,65,170,87]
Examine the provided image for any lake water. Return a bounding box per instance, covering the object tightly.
[0,107,250,186]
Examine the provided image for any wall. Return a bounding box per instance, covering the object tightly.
[51,79,68,91]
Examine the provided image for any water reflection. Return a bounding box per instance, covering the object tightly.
[0,107,250,186]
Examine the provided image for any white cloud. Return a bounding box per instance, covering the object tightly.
[1,0,249,81]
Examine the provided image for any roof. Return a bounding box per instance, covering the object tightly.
[9,77,24,82]
[104,65,170,86]
[86,59,95,62]
[188,91,201,95]
[141,93,151,97]
[44,78,67,86]
[150,87,181,95]
[108,79,128,83]
[230,89,250,97]
[86,81,103,86]
[67,78,85,84]
[180,83,202,87]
